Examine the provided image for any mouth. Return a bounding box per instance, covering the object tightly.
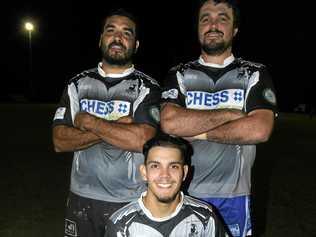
[108,42,126,52]
[109,46,123,54]
[111,45,123,49]
[205,32,222,38]
[155,180,175,189]
[157,183,172,188]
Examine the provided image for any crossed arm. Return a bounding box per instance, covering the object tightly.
[160,103,274,145]
[53,112,156,153]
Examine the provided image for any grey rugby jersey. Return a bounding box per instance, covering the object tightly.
[161,56,277,198]
[53,64,161,202]
[105,192,229,237]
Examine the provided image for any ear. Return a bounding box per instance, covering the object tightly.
[182,165,189,181]
[233,28,238,37]
[98,33,103,48]
[139,164,147,181]
[135,40,140,53]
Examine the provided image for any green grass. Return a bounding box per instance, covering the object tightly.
[1,105,315,237]
[0,104,71,237]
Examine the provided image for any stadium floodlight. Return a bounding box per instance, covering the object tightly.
[24,21,35,96]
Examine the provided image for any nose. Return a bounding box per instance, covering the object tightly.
[209,19,218,30]
[159,167,171,178]
[114,31,123,41]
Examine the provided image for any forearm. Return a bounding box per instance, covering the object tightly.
[52,125,102,152]
[90,119,156,152]
[160,103,245,137]
[205,109,275,144]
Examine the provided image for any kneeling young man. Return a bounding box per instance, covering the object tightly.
[105,133,229,237]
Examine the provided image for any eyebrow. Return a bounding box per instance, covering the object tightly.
[146,160,183,165]
[104,23,135,35]
[199,11,231,21]
[218,12,231,19]
[123,26,135,35]
[199,12,210,21]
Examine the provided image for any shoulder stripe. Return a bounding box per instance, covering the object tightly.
[134,70,160,87]
[110,200,141,224]
[68,68,98,85]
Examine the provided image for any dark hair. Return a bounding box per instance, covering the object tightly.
[197,0,240,28]
[143,133,192,164]
[102,8,139,39]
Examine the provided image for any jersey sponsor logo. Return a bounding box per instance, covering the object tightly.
[162,89,179,99]
[80,99,130,120]
[65,219,78,236]
[186,89,244,110]
[54,107,66,120]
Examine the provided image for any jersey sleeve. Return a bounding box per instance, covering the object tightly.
[52,82,79,127]
[104,220,120,237]
[133,79,161,128]
[161,67,187,107]
[245,67,278,114]
[205,214,230,237]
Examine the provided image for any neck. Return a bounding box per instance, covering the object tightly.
[200,49,232,65]
[101,60,133,74]
[143,193,181,218]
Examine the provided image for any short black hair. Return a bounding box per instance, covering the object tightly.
[197,0,240,28]
[143,133,192,164]
[102,8,139,39]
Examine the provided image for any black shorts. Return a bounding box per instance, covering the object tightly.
[64,192,128,237]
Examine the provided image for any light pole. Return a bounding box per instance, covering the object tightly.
[24,22,34,96]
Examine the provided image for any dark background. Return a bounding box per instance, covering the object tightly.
[2,1,313,111]
[1,2,316,236]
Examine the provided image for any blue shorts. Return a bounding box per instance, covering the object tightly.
[201,196,252,237]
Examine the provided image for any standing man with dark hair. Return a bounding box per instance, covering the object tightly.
[105,133,229,237]
[160,1,277,236]
[52,9,160,237]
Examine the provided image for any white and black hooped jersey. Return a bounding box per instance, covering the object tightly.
[52,64,161,202]
[105,192,229,237]
[161,56,277,198]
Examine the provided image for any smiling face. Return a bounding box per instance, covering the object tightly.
[99,15,139,66]
[198,0,238,56]
[140,146,188,204]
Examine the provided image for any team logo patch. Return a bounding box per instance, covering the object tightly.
[263,88,276,105]
[228,224,240,237]
[54,107,66,120]
[189,223,199,236]
[65,219,78,236]
[162,89,178,99]
[149,106,160,123]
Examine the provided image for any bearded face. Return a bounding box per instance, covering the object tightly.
[100,39,137,66]
[198,0,237,56]
[200,28,234,55]
[99,15,138,66]
[140,146,188,206]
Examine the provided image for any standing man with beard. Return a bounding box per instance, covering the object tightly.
[105,133,229,237]
[160,1,277,236]
[52,9,160,237]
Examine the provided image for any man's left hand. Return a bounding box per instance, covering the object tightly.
[74,112,98,131]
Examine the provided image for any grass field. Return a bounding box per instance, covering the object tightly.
[1,104,315,237]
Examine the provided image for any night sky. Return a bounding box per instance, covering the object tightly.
[2,1,312,111]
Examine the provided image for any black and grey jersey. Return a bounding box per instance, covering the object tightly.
[105,192,229,237]
[52,65,161,202]
[161,57,277,198]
